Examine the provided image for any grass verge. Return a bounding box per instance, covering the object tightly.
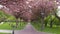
[0,22,27,30]
[31,22,60,34]
[0,33,11,34]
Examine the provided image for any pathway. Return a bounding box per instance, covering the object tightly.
[14,23,51,34]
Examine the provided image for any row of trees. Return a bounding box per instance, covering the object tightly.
[0,0,59,30]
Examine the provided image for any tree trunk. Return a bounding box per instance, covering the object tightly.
[20,18,22,27]
[16,19,19,28]
[50,15,53,28]
[50,22,53,28]
[50,15,55,28]
[45,22,47,27]
[41,18,45,31]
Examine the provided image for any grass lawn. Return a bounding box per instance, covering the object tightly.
[43,27,60,34]
[0,22,27,30]
[31,22,60,34]
[0,33,11,34]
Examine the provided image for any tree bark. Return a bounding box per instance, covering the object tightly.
[41,18,45,31]
[50,21,53,28]
[50,15,55,28]
[16,18,19,28]
[45,22,47,27]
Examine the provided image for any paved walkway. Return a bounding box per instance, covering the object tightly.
[14,23,51,34]
[0,23,51,34]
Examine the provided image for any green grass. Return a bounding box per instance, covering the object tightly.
[0,23,12,30]
[31,22,60,34]
[0,33,11,34]
[0,22,27,30]
[43,27,60,34]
